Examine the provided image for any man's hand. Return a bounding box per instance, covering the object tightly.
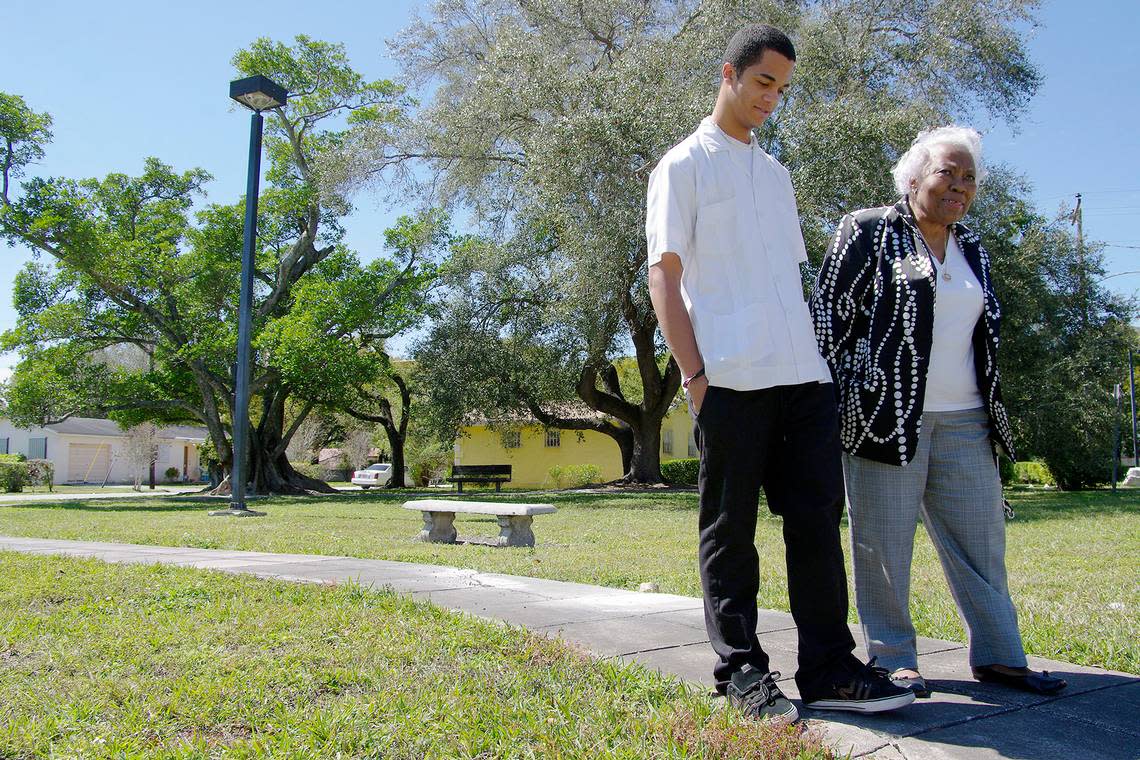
[686,373,709,415]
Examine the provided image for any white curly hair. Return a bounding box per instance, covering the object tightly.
[891,126,987,196]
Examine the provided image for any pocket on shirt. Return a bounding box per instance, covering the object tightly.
[705,302,775,374]
[694,198,735,258]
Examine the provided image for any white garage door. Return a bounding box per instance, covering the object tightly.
[68,443,110,483]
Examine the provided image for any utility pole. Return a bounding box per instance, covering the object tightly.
[1130,348,1138,467]
[1072,193,1086,327]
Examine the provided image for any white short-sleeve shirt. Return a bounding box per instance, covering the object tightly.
[646,118,831,391]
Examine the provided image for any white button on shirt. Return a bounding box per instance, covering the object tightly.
[646,118,831,391]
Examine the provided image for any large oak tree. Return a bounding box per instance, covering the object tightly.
[362,0,1042,482]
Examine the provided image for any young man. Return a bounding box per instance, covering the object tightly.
[645,24,914,722]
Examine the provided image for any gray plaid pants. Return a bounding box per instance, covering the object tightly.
[843,407,1027,672]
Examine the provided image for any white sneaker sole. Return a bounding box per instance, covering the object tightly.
[767,703,800,724]
[726,700,801,723]
[804,691,916,713]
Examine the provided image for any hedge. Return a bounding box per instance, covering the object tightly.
[661,457,699,485]
[547,464,601,489]
[0,459,54,492]
[999,458,1055,487]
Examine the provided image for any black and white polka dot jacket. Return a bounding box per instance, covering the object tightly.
[809,198,1016,466]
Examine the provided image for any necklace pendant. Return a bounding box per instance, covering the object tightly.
[942,270,952,282]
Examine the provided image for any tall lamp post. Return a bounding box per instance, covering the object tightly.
[210,75,287,518]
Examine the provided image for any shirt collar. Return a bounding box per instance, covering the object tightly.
[698,117,757,153]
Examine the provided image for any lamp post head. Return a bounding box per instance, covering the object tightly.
[229,75,288,112]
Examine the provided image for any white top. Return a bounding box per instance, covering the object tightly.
[922,232,984,411]
[645,118,831,391]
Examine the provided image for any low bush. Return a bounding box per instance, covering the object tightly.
[1013,460,1055,486]
[999,457,1016,485]
[289,461,323,481]
[164,466,180,483]
[24,459,54,492]
[0,461,27,492]
[0,453,27,463]
[662,458,699,485]
[547,463,601,489]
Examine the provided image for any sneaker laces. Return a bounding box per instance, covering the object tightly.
[862,657,889,680]
[837,657,893,700]
[741,670,784,709]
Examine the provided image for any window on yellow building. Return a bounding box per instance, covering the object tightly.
[544,429,561,447]
[662,428,674,455]
[502,430,521,449]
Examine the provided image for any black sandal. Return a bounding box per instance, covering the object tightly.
[972,665,1067,695]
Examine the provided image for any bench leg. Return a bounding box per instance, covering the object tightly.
[417,511,457,543]
[497,515,535,547]
[495,481,501,492]
[456,481,463,493]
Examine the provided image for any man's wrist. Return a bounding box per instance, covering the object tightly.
[682,367,706,390]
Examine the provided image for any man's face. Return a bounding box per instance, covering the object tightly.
[723,50,795,130]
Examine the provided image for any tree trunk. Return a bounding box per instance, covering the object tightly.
[383,423,406,487]
[623,413,664,484]
[207,385,337,496]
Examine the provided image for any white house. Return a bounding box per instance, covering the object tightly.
[0,417,207,486]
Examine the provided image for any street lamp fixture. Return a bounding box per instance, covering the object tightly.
[229,75,288,111]
[210,75,288,518]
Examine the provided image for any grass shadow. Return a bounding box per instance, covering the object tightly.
[0,499,212,513]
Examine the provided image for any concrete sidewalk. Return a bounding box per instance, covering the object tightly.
[2,535,1136,759]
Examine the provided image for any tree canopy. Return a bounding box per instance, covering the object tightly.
[0,37,437,494]
[371,0,1044,482]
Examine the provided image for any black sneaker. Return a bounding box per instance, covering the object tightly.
[802,657,916,713]
[726,665,800,723]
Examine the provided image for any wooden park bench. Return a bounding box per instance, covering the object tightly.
[403,499,556,547]
[448,464,512,493]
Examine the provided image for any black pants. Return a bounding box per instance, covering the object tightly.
[694,381,855,693]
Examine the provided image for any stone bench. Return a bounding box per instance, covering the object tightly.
[403,499,556,547]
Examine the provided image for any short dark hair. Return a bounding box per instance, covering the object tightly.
[723,24,796,75]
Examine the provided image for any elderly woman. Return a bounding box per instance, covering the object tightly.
[809,126,1065,697]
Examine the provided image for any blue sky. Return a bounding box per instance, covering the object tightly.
[2,0,1137,374]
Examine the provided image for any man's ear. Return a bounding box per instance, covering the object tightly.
[721,61,735,83]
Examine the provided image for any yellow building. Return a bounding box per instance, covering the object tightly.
[456,404,697,488]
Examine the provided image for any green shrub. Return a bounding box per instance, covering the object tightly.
[661,458,699,485]
[0,462,27,492]
[24,460,54,492]
[164,466,180,482]
[547,463,601,489]
[998,457,1016,485]
[1013,460,1055,486]
[289,461,323,481]
[0,453,27,463]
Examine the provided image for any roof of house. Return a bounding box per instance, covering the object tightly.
[43,417,208,442]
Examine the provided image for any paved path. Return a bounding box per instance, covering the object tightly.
[2,535,1136,759]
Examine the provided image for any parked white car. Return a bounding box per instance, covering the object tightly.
[351,463,392,489]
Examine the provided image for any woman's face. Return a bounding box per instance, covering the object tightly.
[909,144,978,228]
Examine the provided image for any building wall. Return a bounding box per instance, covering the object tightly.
[0,420,202,485]
[456,405,696,488]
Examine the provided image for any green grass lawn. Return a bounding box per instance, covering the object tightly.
[0,487,1136,674]
[0,552,833,759]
